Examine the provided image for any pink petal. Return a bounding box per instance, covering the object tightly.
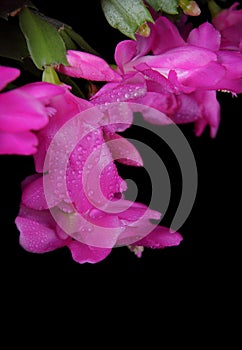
[167,70,195,94]
[101,102,134,133]
[194,91,220,138]
[212,3,242,50]
[220,25,242,50]
[83,144,124,209]
[135,62,175,93]
[117,200,161,222]
[0,130,39,155]
[115,40,137,72]
[68,241,112,264]
[151,16,186,54]
[194,119,207,137]
[110,200,162,246]
[181,62,226,88]
[52,206,122,248]
[65,128,125,213]
[17,204,56,227]
[21,174,41,190]
[127,46,217,72]
[0,66,20,91]
[212,77,242,94]
[0,89,49,132]
[136,25,156,57]
[133,91,177,121]
[171,94,200,124]
[133,226,183,248]
[212,2,241,30]
[57,50,122,81]
[18,82,65,105]
[217,51,242,79]
[33,89,93,172]
[66,128,107,213]
[187,22,221,52]
[21,175,48,210]
[16,216,69,253]
[91,72,147,104]
[104,132,143,166]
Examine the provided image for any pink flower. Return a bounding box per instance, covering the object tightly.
[15,171,182,264]
[212,2,242,51]
[56,50,122,82]
[14,84,182,263]
[91,16,242,137]
[0,66,64,155]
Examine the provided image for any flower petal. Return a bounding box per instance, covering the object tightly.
[126,46,217,73]
[33,88,93,172]
[0,89,49,132]
[133,225,183,248]
[115,40,137,72]
[91,72,147,104]
[0,130,39,155]
[21,175,48,210]
[57,50,122,81]
[187,22,221,52]
[18,82,65,105]
[181,62,226,89]
[194,90,220,138]
[68,240,112,264]
[16,216,69,253]
[104,131,143,166]
[0,66,20,91]
[151,16,186,54]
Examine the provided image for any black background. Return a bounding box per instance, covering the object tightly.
[1,0,241,341]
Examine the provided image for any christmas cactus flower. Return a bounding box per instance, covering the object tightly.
[90,15,242,137]
[56,50,122,82]
[14,87,182,263]
[15,180,182,263]
[15,144,182,263]
[212,2,242,51]
[1,0,239,266]
[0,65,64,155]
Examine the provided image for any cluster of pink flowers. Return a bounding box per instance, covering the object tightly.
[1,3,241,263]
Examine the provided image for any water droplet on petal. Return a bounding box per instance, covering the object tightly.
[88,190,94,197]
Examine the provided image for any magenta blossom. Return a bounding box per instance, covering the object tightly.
[56,50,122,82]
[90,16,242,137]
[0,65,64,155]
[212,2,242,51]
[15,156,182,264]
[14,84,182,263]
[16,195,183,264]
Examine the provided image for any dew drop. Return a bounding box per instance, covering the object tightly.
[88,190,94,197]
[89,208,103,219]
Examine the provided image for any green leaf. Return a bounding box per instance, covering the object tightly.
[145,0,179,14]
[101,0,154,39]
[0,18,29,61]
[32,13,99,55]
[208,0,222,18]
[59,29,78,50]
[19,7,68,70]
[42,66,62,85]
[64,26,99,55]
